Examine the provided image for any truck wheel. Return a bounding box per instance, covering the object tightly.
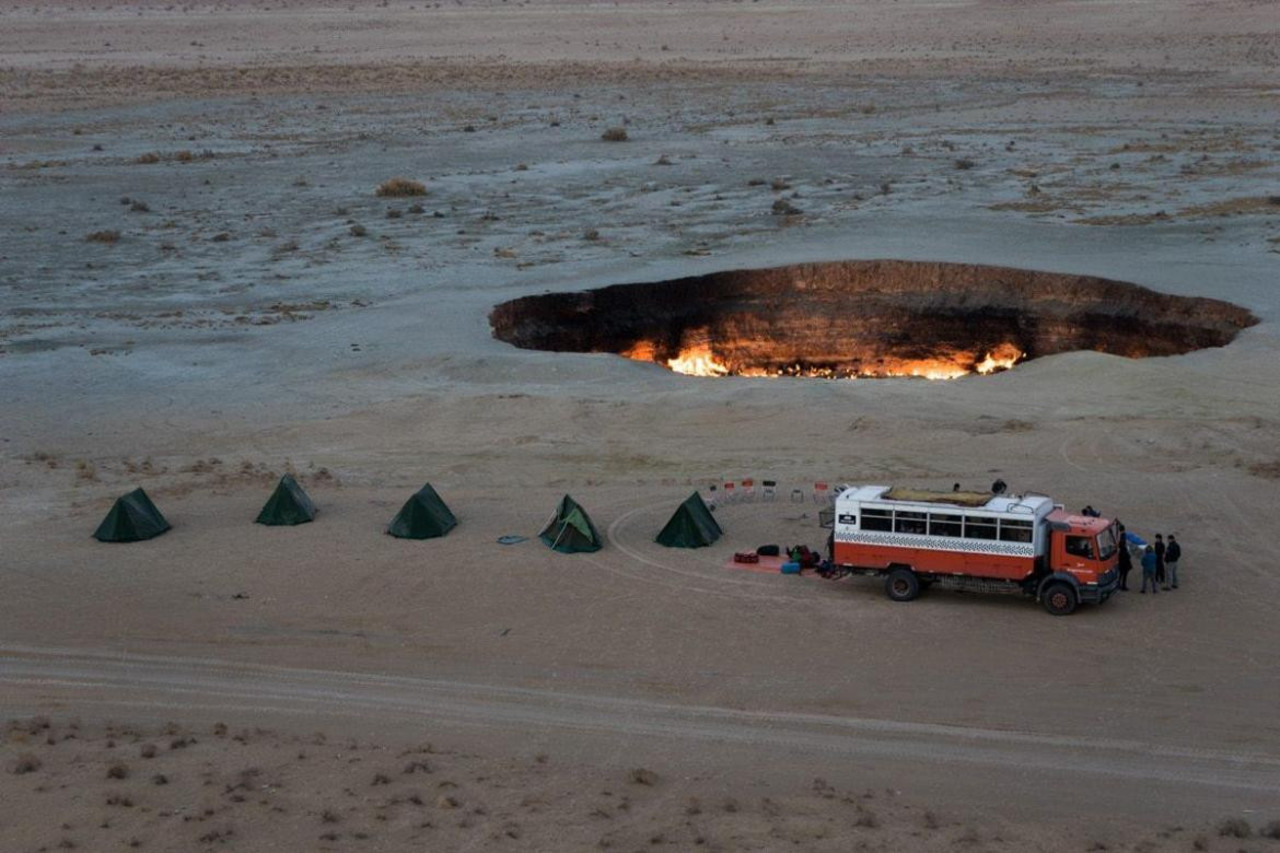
[1042,582,1078,616]
[885,568,920,602]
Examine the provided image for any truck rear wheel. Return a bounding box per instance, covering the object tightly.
[1042,582,1078,616]
[885,567,920,602]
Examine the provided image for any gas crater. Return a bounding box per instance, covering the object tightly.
[489,260,1257,380]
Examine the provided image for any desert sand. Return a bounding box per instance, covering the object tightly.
[3,1,1280,851]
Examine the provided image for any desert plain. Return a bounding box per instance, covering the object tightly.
[2,1,1280,850]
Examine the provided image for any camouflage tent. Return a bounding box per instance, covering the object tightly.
[255,474,318,526]
[388,483,457,539]
[538,494,602,554]
[94,488,171,543]
[655,491,722,548]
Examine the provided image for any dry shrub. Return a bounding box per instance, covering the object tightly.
[954,158,976,170]
[1248,460,1280,479]
[349,224,368,237]
[601,127,628,142]
[86,230,121,244]
[1218,817,1252,838]
[139,743,157,759]
[106,760,129,780]
[375,178,427,198]
[11,753,41,774]
[1260,820,1280,839]
[136,152,161,164]
[627,767,657,786]
[771,198,802,216]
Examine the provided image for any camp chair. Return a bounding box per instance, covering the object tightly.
[740,478,755,502]
[761,480,777,501]
[721,481,737,504]
[813,482,831,504]
[790,488,805,503]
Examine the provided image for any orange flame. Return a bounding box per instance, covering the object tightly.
[623,341,1023,379]
[666,343,729,377]
[974,342,1023,375]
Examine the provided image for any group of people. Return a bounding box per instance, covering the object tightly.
[1116,527,1182,594]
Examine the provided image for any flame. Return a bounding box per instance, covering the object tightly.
[623,340,1023,379]
[665,343,729,376]
[973,342,1023,375]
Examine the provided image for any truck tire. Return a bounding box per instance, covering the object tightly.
[1042,582,1078,616]
[885,567,920,602]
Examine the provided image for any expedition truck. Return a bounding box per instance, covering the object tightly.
[824,486,1121,615]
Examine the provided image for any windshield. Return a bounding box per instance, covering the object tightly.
[1096,526,1117,561]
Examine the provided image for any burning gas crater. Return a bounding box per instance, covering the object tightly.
[489,260,1256,380]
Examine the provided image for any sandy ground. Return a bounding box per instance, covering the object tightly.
[3,1,1280,851]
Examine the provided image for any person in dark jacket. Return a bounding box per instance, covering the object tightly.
[1154,533,1167,586]
[1117,536,1133,590]
[1165,534,1181,589]
[1140,546,1159,594]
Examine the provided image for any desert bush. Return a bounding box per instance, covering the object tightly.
[11,753,41,774]
[349,224,368,237]
[386,208,402,219]
[627,767,657,786]
[769,178,791,191]
[106,761,129,780]
[654,154,672,166]
[1218,817,1252,838]
[771,199,802,216]
[1260,820,1280,839]
[583,228,601,242]
[136,152,161,164]
[954,158,976,170]
[375,178,427,197]
[86,230,121,244]
[601,127,628,142]
[129,200,150,212]
[139,743,157,759]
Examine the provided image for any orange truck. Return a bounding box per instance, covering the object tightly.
[825,486,1121,615]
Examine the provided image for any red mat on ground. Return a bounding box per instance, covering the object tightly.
[722,554,818,576]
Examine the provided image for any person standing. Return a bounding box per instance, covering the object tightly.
[1140,545,1159,594]
[1117,534,1134,590]
[1155,534,1167,588]
[1165,535,1182,589]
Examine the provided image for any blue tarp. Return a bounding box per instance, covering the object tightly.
[1124,531,1148,548]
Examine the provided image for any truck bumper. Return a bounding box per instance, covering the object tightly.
[1079,569,1121,604]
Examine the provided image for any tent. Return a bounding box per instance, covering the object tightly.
[656,491,722,548]
[538,494,602,553]
[388,483,457,539]
[255,474,318,526]
[94,487,171,543]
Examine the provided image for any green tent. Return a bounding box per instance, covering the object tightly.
[255,474,317,526]
[538,494,602,554]
[655,491,723,548]
[94,487,171,543]
[388,483,457,539]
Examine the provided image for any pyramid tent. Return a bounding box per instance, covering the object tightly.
[656,491,723,548]
[538,494,602,554]
[256,474,318,526]
[94,487,171,543]
[388,483,457,539]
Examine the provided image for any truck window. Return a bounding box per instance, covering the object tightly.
[929,513,962,537]
[861,508,892,531]
[1065,535,1094,559]
[999,519,1034,543]
[893,511,927,535]
[963,516,998,540]
[1095,527,1117,560]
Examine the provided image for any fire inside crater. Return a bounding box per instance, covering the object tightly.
[489,260,1257,380]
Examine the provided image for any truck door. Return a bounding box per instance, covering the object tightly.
[1055,533,1095,572]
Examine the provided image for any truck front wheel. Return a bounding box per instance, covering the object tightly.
[885,568,920,602]
[1042,582,1078,616]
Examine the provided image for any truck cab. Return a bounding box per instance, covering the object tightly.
[1042,510,1121,613]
